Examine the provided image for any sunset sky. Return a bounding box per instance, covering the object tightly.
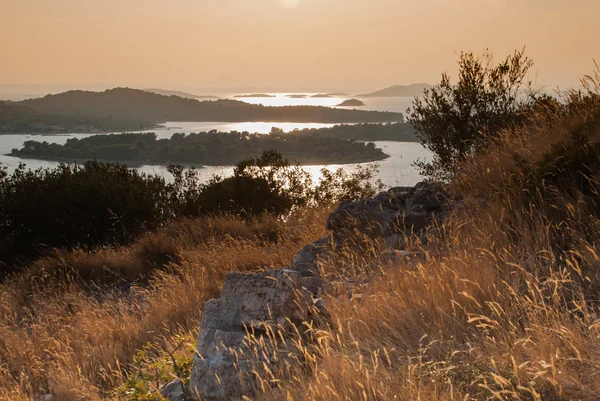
[1,0,598,91]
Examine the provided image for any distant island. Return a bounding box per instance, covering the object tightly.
[285,122,417,142]
[336,99,365,107]
[311,93,349,98]
[286,94,307,99]
[358,83,433,98]
[10,131,388,166]
[234,94,275,98]
[143,89,217,99]
[311,92,348,98]
[4,88,403,134]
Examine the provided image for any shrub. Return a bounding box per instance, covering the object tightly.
[192,150,310,217]
[408,48,536,179]
[0,161,172,272]
[170,150,382,218]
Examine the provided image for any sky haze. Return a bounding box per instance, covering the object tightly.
[1,0,598,91]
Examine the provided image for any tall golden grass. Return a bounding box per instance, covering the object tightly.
[0,210,330,401]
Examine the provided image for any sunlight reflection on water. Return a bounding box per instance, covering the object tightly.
[227,93,415,114]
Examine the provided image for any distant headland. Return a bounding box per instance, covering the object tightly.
[358,83,433,98]
[143,89,217,100]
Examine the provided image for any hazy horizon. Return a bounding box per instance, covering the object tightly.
[2,0,599,93]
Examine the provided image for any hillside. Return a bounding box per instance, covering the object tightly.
[0,101,155,133]
[359,83,434,97]
[17,88,404,127]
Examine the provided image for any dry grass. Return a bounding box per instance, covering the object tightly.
[256,205,600,400]
[0,209,330,401]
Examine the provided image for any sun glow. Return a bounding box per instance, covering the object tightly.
[279,0,302,9]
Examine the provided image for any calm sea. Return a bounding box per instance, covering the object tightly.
[0,95,430,187]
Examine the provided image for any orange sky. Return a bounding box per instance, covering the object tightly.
[1,0,598,91]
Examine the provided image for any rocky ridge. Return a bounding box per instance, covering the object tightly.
[164,181,452,401]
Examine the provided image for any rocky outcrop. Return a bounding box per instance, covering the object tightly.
[189,269,326,400]
[327,182,449,247]
[189,181,451,400]
[290,236,334,276]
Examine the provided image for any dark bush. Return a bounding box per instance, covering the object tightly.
[0,161,172,271]
[171,150,382,218]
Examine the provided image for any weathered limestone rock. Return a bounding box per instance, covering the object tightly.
[190,269,325,400]
[160,378,186,401]
[290,236,334,276]
[326,198,398,239]
[326,182,448,245]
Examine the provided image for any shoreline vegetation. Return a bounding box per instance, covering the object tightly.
[10,131,390,166]
[2,88,404,134]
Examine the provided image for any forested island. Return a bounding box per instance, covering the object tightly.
[8,88,402,134]
[10,131,388,165]
[284,122,417,142]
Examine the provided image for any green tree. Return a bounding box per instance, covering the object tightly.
[408,48,536,179]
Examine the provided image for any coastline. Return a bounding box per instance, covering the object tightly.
[3,153,390,168]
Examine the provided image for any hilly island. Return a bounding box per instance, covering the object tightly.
[1,88,404,134]
[11,131,388,166]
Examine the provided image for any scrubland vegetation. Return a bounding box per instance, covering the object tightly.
[1,52,599,401]
[0,151,381,270]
